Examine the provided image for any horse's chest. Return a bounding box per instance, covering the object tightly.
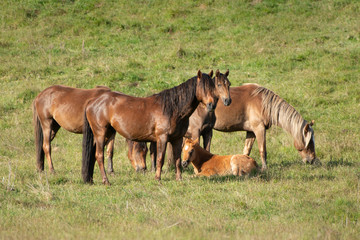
[169,119,189,139]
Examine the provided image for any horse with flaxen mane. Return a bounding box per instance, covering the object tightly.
[183,84,317,171]
[82,70,231,184]
[33,85,146,174]
[182,138,258,177]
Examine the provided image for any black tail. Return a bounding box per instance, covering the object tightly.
[33,102,44,171]
[82,111,96,183]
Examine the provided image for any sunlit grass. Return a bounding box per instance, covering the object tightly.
[1,0,359,239]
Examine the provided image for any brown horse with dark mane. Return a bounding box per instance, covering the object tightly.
[33,85,146,174]
[182,138,258,177]
[82,70,231,184]
[184,84,317,170]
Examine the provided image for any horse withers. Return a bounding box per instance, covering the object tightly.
[182,138,258,177]
[82,70,231,184]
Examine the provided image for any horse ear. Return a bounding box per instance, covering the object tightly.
[209,70,213,78]
[225,69,229,77]
[193,138,199,145]
[303,123,312,148]
[304,123,310,134]
[215,69,220,78]
[197,70,202,83]
[310,120,315,126]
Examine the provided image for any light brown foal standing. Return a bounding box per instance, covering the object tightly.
[182,138,258,177]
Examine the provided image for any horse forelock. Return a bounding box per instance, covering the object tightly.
[154,74,214,118]
[252,86,306,145]
[214,73,230,85]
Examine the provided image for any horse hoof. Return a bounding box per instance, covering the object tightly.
[103,180,111,186]
[261,166,267,172]
[108,171,115,176]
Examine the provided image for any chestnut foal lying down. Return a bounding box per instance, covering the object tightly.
[182,138,258,177]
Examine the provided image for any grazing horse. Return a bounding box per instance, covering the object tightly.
[33,85,146,174]
[82,70,231,184]
[184,84,317,171]
[182,138,258,177]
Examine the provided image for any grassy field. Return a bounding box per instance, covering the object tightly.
[1,0,359,239]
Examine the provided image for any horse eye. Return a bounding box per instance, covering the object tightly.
[217,84,221,87]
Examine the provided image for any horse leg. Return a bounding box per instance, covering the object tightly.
[150,142,157,172]
[50,121,60,141]
[253,127,267,171]
[202,129,213,152]
[94,129,110,185]
[41,119,56,173]
[170,138,183,181]
[243,131,256,156]
[105,133,115,175]
[166,142,175,168]
[155,136,168,181]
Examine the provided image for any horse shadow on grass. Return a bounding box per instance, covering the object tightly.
[325,157,354,168]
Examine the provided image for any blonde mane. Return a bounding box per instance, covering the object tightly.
[251,86,307,145]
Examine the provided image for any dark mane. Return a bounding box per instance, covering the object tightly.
[153,74,214,117]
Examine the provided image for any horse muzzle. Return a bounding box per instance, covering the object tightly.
[182,160,189,168]
[136,166,146,172]
[303,157,318,165]
[222,97,232,106]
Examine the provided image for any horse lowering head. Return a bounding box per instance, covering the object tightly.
[295,120,317,164]
[128,141,148,172]
[181,138,199,168]
[196,70,218,112]
[214,69,231,106]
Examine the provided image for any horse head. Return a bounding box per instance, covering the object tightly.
[214,69,232,106]
[182,138,199,168]
[196,70,218,112]
[295,120,317,164]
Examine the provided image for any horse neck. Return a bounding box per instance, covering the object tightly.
[191,144,214,169]
[257,87,306,147]
[156,77,200,121]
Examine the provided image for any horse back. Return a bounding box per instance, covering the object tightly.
[88,92,165,142]
[230,154,258,175]
[214,84,266,132]
[200,154,234,176]
[34,85,111,133]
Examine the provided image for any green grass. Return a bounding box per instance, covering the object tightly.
[1,0,359,239]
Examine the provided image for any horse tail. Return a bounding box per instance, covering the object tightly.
[33,101,44,171]
[82,110,96,183]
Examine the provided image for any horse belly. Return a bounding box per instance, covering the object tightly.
[53,110,84,133]
[111,116,156,142]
